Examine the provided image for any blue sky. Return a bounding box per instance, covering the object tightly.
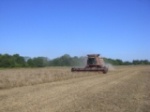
[0,0,150,61]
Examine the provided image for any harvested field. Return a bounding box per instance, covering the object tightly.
[0,66,150,112]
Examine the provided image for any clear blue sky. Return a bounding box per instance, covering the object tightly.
[0,0,150,61]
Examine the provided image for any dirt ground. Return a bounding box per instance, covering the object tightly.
[0,66,150,112]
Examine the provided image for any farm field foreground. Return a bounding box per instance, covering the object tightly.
[0,66,150,112]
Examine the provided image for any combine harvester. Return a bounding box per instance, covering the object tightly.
[71,54,108,74]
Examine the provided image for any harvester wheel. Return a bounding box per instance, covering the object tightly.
[103,67,108,74]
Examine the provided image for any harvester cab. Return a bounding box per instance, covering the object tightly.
[71,54,108,74]
[86,54,104,67]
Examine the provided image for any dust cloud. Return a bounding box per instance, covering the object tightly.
[105,63,115,71]
[75,57,87,68]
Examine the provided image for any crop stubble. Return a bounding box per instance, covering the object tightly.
[0,66,150,112]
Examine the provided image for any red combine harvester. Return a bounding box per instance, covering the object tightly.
[71,54,108,74]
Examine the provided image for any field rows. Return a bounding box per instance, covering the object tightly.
[0,66,150,112]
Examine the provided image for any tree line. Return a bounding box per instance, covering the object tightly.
[0,53,150,68]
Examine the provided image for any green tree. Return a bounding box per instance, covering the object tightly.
[12,54,26,67]
[0,54,16,67]
[27,59,34,67]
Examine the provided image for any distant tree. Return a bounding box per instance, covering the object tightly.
[0,54,14,67]
[115,59,123,65]
[133,60,140,65]
[123,61,132,65]
[0,53,150,68]
[12,54,26,67]
[49,54,72,66]
[104,58,116,65]
[27,59,34,67]
[24,56,30,62]
[142,60,149,65]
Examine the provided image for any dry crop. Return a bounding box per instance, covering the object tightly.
[0,66,150,112]
[0,67,98,89]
